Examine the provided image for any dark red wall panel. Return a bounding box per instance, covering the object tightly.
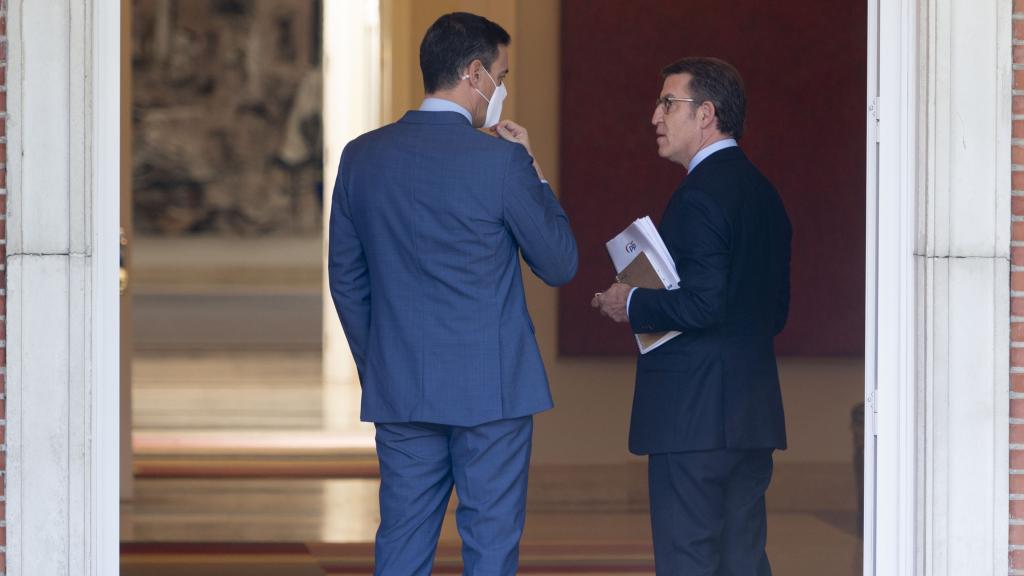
[558,0,867,357]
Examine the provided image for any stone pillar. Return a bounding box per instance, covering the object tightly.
[916,0,1011,573]
[6,0,120,573]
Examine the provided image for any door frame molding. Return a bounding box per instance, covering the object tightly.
[866,0,918,573]
[6,0,120,573]
[92,0,123,572]
[867,0,1013,574]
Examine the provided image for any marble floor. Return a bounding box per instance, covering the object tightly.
[121,476,862,576]
[126,350,863,574]
[126,292,863,574]
[133,350,325,430]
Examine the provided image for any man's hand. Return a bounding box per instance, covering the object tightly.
[591,283,632,324]
[492,119,532,153]
[492,119,546,181]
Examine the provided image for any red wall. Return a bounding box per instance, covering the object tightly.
[558,0,866,357]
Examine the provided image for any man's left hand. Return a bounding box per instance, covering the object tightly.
[591,283,632,324]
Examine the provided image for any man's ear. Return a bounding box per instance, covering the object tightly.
[466,59,484,82]
[700,102,716,126]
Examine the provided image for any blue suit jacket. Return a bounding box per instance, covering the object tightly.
[329,111,578,427]
[628,146,791,454]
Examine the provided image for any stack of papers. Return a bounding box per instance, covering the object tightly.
[606,216,681,354]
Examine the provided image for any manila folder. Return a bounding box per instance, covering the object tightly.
[615,251,680,352]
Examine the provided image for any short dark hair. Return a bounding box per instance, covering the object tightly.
[420,12,510,94]
[662,57,746,139]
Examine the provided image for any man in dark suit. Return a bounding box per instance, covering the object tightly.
[328,12,577,576]
[593,57,791,575]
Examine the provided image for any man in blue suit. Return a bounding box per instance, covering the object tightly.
[593,57,791,575]
[328,12,577,576]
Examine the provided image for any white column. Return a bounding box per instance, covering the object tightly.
[6,0,120,574]
[914,0,1011,574]
[321,0,380,435]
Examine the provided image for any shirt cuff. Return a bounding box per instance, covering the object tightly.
[626,287,638,320]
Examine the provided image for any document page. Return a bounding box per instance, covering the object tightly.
[605,216,682,354]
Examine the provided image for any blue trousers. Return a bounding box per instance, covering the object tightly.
[373,416,533,576]
[648,448,774,576]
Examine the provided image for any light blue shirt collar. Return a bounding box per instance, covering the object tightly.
[689,138,738,172]
[419,97,472,124]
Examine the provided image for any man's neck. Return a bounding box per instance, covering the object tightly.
[425,90,475,117]
[699,133,731,151]
[684,133,734,171]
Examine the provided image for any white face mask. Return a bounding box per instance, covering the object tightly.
[463,67,506,128]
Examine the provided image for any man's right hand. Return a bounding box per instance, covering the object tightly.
[493,119,532,151]
[492,120,546,182]
[591,283,632,324]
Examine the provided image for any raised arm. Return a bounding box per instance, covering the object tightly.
[501,140,578,287]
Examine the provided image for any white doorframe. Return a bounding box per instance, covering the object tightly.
[6,0,120,573]
[868,0,1013,574]
[84,0,916,574]
[92,0,123,573]
[863,0,880,571]
[866,0,918,573]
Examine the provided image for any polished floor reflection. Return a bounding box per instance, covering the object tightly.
[125,350,863,575]
[121,476,860,576]
[134,350,324,430]
[133,350,376,478]
[127,299,863,574]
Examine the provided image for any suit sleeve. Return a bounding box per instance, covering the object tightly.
[327,154,371,381]
[502,144,578,286]
[774,213,792,335]
[628,188,729,333]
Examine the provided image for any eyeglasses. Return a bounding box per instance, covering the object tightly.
[655,96,695,114]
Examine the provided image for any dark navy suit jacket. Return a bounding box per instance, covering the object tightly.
[328,110,578,427]
[628,146,791,454]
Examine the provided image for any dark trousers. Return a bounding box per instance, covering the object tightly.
[373,416,533,576]
[648,448,774,576]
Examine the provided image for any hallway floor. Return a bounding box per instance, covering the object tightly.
[126,294,863,574]
[121,477,861,576]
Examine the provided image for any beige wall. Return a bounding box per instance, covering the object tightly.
[512,1,646,465]
[382,0,517,122]
[379,0,864,467]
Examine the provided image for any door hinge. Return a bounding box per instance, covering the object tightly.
[866,389,878,436]
[869,97,880,143]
